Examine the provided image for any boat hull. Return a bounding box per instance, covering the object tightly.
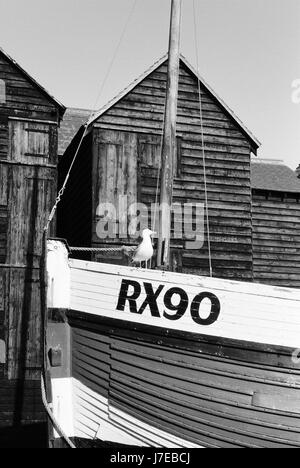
[46,244,300,448]
[48,309,300,448]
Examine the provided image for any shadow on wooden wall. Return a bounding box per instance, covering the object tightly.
[10,170,46,428]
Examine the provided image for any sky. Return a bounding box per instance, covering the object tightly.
[0,0,299,169]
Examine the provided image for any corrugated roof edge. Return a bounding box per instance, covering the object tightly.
[87,53,261,154]
[0,47,66,118]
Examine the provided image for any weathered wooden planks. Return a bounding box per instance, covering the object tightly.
[0,378,45,427]
[0,116,8,160]
[0,48,64,434]
[68,59,252,279]
[57,57,299,286]
[0,52,60,122]
[252,192,300,287]
[69,312,300,448]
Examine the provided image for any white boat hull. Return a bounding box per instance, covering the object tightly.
[47,242,300,448]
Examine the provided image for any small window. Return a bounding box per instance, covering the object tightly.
[139,139,161,168]
[0,80,6,104]
[138,135,181,177]
[25,124,50,157]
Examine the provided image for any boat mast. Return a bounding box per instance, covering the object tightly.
[156,0,182,269]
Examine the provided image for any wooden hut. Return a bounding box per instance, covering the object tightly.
[251,159,300,288]
[0,48,65,446]
[57,55,260,281]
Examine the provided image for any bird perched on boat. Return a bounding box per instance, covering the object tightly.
[131,229,156,268]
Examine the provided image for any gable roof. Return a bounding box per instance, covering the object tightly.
[252,159,300,194]
[87,54,261,154]
[58,107,92,155]
[0,47,66,118]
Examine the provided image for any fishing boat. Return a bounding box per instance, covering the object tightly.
[43,0,300,448]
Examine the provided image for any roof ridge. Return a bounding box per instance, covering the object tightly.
[66,107,93,113]
[0,47,65,116]
[87,54,168,126]
[86,53,260,154]
[180,54,261,150]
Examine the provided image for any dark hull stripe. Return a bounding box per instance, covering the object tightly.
[64,309,299,369]
[49,308,300,447]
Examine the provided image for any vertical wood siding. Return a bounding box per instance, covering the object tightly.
[252,192,300,288]
[4,167,57,379]
[92,130,138,246]
[0,48,62,437]
[8,120,57,166]
[0,116,8,160]
[0,208,8,264]
[0,378,45,437]
[0,164,8,264]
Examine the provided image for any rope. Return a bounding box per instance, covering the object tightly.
[152,106,166,269]
[89,0,139,121]
[153,112,166,233]
[42,1,139,447]
[41,373,76,449]
[44,0,138,232]
[192,0,213,278]
[152,45,174,268]
[44,124,89,232]
[69,246,136,253]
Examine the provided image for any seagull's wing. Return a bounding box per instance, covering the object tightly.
[132,243,144,262]
[132,239,154,263]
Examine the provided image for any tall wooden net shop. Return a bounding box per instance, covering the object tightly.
[0,49,300,446]
[0,49,65,446]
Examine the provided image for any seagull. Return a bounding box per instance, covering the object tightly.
[132,229,156,268]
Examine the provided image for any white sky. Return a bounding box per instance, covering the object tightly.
[0,0,299,169]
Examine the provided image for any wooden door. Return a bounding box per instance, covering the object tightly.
[93,130,138,244]
[6,168,56,379]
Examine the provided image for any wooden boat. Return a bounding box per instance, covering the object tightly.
[44,0,300,448]
[46,241,300,448]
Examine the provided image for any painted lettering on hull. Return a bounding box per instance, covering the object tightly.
[116,279,221,326]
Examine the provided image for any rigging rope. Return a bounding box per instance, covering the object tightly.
[151,61,168,268]
[193,0,213,278]
[69,246,136,253]
[153,115,165,235]
[42,1,139,447]
[44,0,138,232]
[152,96,167,253]
[45,124,89,232]
[89,0,139,120]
